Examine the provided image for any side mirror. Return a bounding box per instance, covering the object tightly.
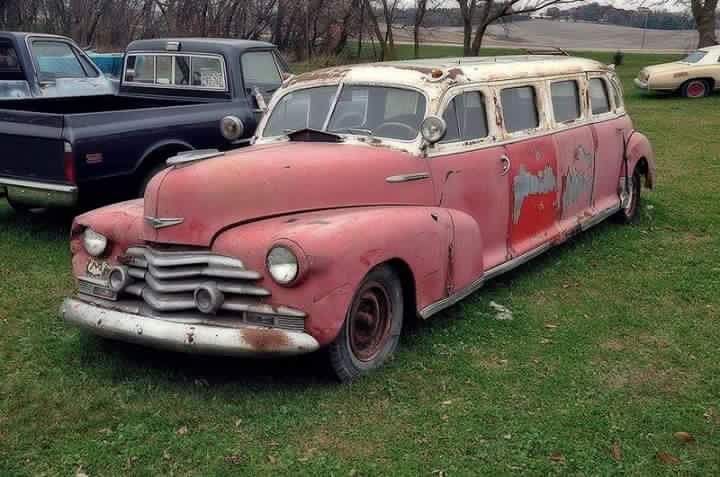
[420,116,447,145]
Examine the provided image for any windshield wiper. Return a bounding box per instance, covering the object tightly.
[329,127,373,136]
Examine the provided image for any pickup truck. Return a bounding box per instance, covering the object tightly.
[0,32,114,99]
[0,37,288,211]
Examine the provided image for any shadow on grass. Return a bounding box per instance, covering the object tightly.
[0,202,75,240]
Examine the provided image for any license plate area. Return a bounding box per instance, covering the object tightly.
[78,277,118,301]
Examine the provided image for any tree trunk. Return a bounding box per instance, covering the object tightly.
[692,0,719,48]
[470,23,489,55]
[462,16,472,56]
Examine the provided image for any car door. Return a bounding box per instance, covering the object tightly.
[588,74,625,213]
[429,87,510,274]
[547,76,596,233]
[499,82,560,258]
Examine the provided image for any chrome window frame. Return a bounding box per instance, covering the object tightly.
[258,82,430,144]
[122,52,229,92]
[26,35,102,81]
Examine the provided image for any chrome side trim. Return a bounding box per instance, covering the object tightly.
[579,204,620,231]
[166,149,224,166]
[61,298,318,357]
[0,177,77,193]
[419,275,485,319]
[386,172,431,183]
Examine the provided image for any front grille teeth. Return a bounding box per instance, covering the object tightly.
[114,246,306,331]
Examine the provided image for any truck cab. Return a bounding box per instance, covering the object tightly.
[0,38,288,211]
[0,32,113,99]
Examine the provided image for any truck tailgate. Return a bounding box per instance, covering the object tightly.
[0,109,68,182]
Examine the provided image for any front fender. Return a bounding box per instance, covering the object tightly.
[212,206,454,346]
[626,131,656,189]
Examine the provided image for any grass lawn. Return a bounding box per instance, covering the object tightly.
[1,46,719,476]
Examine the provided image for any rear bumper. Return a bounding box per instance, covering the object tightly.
[60,297,320,357]
[0,177,78,207]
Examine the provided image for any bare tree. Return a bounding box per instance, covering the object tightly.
[363,0,400,60]
[456,0,580,56]
[690,0,718,47]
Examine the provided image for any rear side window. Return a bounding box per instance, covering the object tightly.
[0,43,24,81]
[32,40,89,80]
[501,86,539,133]
[590,78,611,115]
[124,54,227,90]
[441,91,489,143]
[241,51,282,93]
[551,80,581,122]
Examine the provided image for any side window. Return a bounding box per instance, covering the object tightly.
[551,80,581,123]
[589,78,611,115]
[191,56,225,89]
[241,51,282,93]
[441,91,489,143]
[31,40,88,80]
[501,86,539,133]
[610,79,623,110]
[0,43,23,80]
[124,55,154,83]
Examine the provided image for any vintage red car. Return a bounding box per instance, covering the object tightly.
[61,56,656,381]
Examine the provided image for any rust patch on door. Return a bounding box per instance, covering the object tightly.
[561,144,595,216]
[512,165,557,224]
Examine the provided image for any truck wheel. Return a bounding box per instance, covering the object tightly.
[614,169,641,224]
[681,79,709,98]
[138,163,170,197]
[328,265,404,382]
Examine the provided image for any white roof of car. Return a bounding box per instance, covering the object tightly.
[286,55,610,92]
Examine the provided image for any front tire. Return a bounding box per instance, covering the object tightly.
[681,79,710,98]
[328,265,404,382]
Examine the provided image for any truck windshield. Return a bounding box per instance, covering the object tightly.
[680,51,706,63]
[263,85,427,141]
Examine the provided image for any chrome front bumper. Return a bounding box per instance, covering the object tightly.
[0,177,78,207]
[60,297,320,357]
[634,78,649,90]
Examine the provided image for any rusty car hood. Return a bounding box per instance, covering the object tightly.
[143,142,434,246]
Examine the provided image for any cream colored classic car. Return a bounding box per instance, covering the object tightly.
[635,45,720,98]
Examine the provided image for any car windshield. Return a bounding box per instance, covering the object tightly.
[680,51,706,63]
[263,85,427,141]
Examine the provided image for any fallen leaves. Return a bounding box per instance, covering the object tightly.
[610,441,622,461]
[549,452,565,464]
[673,431,695,444]
[176,425,188,436]
[656,451,680,465]
[224,454,244,465]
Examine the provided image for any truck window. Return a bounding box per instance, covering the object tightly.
[441,91,489,143]
[124,53,226,90]
[241,51,282,93]
[31,40,89,80]
[589,78,611,115]
[551,80,581,123]
[0,43,23,80]
[501,86,539,133]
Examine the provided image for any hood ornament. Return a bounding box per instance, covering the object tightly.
[166,149,224,167]
[145,216,184,229]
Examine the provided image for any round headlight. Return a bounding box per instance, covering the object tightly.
[83,228,108,257]
[267,246,299,285]
[420,115,447,144]
[220,115,244,141]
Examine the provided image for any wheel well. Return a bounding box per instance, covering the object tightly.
[384,258,418,324]
[136,144,192,180]
[683,77,714,90]
[635,156,652,189]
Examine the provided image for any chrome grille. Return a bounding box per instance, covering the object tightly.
[113,246,306,331]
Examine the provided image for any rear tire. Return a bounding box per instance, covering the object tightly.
[328,265,404,382]
[6,197,33,214]
[614,169,641,224]
[681,79,710,98]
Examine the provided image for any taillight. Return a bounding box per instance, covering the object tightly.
[63,141,76,184]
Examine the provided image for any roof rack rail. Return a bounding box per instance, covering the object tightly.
[523,46,569,56]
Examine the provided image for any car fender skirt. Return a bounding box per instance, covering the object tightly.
[60,298,320,357]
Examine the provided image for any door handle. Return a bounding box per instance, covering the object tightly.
[500,155,511,175]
